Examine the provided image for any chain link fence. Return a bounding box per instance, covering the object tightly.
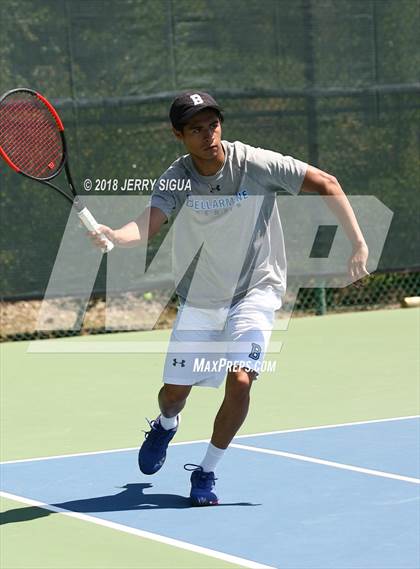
[1,270,419,342]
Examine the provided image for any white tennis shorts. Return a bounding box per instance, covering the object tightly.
[162,286,282,388]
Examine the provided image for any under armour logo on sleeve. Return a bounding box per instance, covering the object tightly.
[172,359,186,367]
[190,94,204,105]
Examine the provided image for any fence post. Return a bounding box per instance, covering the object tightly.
[315,285,327,315]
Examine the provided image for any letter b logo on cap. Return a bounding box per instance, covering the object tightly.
[190,94,204,105]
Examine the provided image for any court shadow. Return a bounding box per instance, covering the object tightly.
[1,483,260,525]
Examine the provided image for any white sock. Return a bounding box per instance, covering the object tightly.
[159,413,178,431]
[200,442,225,473]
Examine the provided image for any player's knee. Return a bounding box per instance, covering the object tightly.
[226,369,255,398]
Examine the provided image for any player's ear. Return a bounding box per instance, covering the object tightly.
[172,126,183,140]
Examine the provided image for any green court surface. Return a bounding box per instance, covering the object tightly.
[1,308,419,569]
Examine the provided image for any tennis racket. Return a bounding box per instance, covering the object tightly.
[0,87,114,252]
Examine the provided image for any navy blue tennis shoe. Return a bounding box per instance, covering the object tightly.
[184,464,219,506]
[138,416,179,475]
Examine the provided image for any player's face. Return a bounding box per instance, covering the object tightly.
[173,109,223,162]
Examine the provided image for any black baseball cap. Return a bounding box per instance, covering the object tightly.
[169,91,223,130]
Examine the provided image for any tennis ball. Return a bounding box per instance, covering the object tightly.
[143,292,154,301]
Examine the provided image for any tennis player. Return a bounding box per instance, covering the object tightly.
[90,91,369,506]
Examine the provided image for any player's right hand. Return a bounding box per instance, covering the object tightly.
[87,224,117,249]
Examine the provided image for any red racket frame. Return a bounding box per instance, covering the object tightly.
[0,87,81,209]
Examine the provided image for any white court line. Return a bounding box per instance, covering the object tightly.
[230,443,420,485]
[1,414,418,465]
[0,491,275,569]
[233,414,420,440]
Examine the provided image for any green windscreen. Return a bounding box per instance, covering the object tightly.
[0,0,419,299]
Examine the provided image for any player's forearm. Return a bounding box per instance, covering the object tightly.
[321,180,367,250]
[112,221,142,247]
[114,206,166,247]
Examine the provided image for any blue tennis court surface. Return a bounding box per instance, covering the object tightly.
[1,417,419,568]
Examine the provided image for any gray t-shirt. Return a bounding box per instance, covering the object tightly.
[150,140,307,307]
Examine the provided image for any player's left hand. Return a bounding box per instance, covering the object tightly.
[348,242,369,288]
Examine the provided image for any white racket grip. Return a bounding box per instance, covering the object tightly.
[77,206,114,253]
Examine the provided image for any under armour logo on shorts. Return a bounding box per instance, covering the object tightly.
[190,94,204,105]
[248,343,261,361]
[172,358,186,367]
